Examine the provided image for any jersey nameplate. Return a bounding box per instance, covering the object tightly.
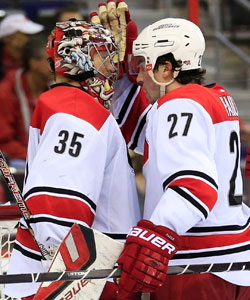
[219,96,238,117]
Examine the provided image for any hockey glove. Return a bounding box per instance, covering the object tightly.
[117,220,180,298]
[90,0,138,81]
[99,281,118,300]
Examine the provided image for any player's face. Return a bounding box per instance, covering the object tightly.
[136,57,161,103]
[92,50,116,78]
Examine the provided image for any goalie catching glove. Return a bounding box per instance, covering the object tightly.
[116,220,180,299]
[90,0,138,81]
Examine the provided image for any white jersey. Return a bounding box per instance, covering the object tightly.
[112,78,250,286]
[5,83,140,298]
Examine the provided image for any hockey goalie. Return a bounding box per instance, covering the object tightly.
[4,4,141,300]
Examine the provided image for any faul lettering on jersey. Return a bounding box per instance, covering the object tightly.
[219,95,238,117]
[128,227,176,254]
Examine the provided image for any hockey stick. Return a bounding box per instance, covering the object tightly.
[0,150,50,260]
[1,261,250,284]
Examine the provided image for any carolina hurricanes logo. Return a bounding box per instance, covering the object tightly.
[183,60,191,66]
[146,64,152,71]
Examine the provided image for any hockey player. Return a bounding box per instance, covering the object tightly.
[4,20,141,300]
[111,17,250,300]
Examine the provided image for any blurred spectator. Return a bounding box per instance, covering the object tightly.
[240,119,250,145]
[0,13,44,80]
[54,5,84,22]
[0,34,51,164]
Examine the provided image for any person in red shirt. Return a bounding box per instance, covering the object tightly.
[0,34,51,163]
[0,34,51,204]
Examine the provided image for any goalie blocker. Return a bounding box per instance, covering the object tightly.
[21,223,124,300]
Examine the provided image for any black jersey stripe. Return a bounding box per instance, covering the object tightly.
[23,186,96,211]
[172,243,250,260]
[187,216,250,233]
[28,216,74,228]
[170,186,208,219]
[130,113,147,151]
[205,83,216,88]
[104,233,127,240]
[116,84,139,125]
[163,170,218,190]
[14,243,42,261]
[24,161,29,185]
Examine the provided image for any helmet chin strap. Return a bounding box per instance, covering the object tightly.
[148,70,180,98]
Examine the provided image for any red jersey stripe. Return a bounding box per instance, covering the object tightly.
[15,226,39,252]
[169,178,217,211]
[180,226,250,250]
[26,195,95,227]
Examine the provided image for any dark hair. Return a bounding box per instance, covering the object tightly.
[47,56,55,73]
[154,53,206,85]
[22,34,47,70]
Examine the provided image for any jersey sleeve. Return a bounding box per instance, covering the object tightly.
[149,98,218,234]
[112,75,151,155]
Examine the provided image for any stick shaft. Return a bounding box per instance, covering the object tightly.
[2,261,250,284]
[0,151,50,260]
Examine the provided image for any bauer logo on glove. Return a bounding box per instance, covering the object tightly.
[128,227,176,254]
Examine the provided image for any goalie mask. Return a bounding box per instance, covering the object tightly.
[46,20,119,109]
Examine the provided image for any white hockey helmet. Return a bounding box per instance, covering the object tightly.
[133,18,205,72]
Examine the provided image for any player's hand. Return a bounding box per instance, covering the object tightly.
[116,220,180,298]
[90,0,138,81]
